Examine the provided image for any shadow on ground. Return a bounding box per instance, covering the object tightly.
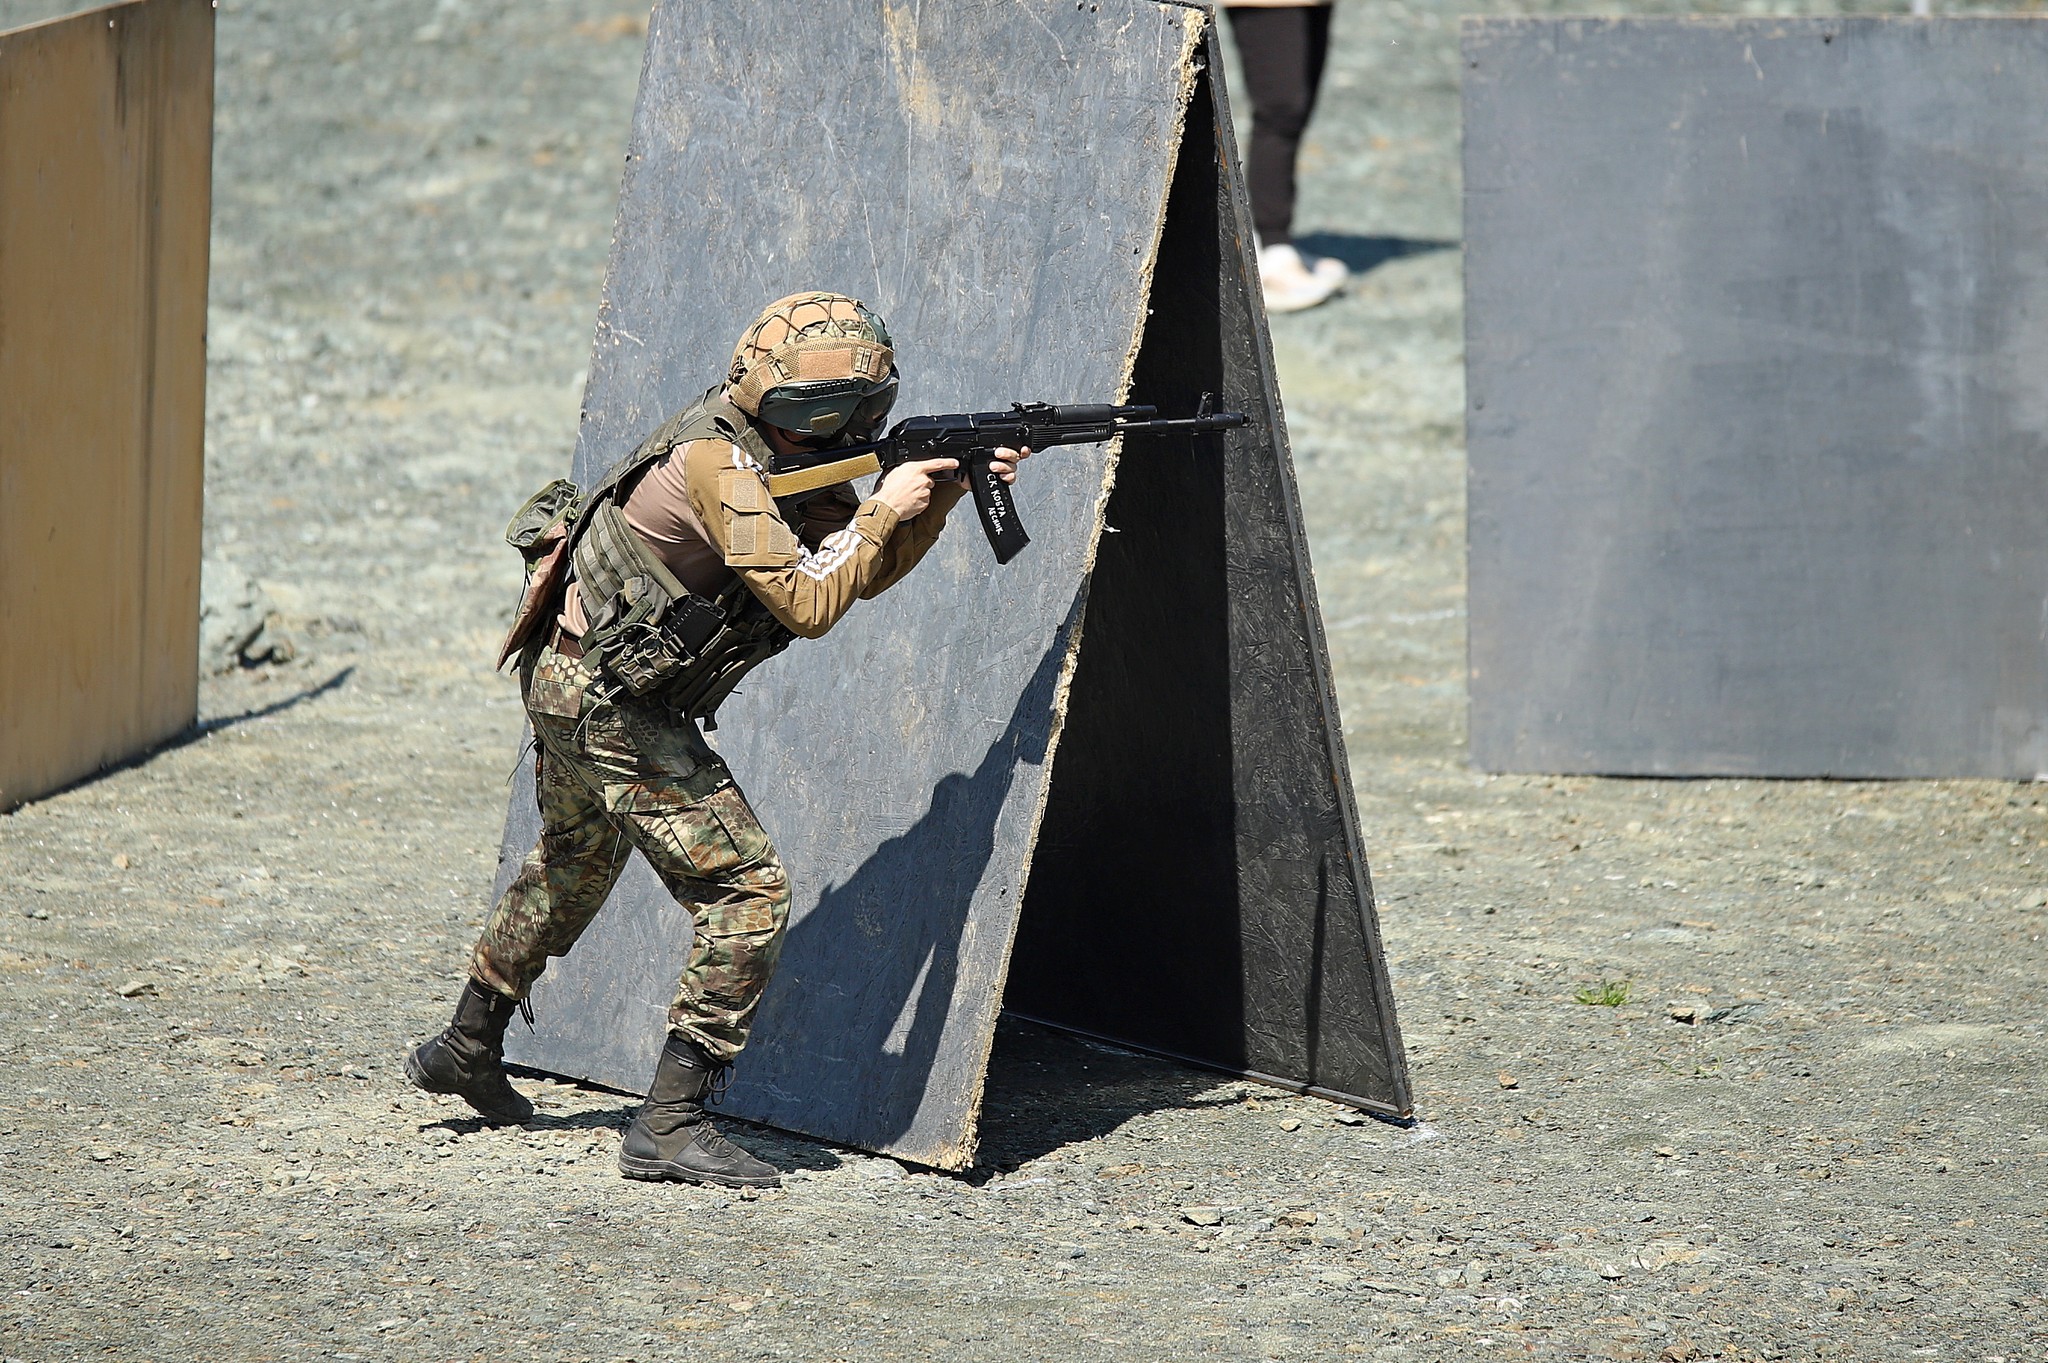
[505,1015,1234,1179]
[10,667,355,814]
[970,1016,1235,1172]
[1292,231,1456,275]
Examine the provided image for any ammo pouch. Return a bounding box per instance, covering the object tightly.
[573,501,794,724]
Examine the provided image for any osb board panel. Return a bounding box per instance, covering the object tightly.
[0,0,212,809]
[1005,42,1408,1118]
[503,0,1212,1168]
[1465,19,2048,777]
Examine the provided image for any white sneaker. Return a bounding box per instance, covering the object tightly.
[1257,242,1346,314]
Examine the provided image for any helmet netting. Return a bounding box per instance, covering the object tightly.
[726,291,894,417]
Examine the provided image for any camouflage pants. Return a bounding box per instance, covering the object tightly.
[469,639,792,1063]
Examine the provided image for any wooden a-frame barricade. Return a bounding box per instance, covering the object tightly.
[498,0,1409,1168]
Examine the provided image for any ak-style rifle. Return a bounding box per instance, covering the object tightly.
[762,394,1249,563]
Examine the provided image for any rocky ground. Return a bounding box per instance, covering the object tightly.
[3,0,2042,1360]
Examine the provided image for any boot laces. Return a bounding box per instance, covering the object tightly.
[705,1062,733,1108]
[695,1122,745,1158]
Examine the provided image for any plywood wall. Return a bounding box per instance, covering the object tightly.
[0,0,213,810]
[1466,19,2048,777]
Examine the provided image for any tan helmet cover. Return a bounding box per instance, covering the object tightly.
[726,291,895,419]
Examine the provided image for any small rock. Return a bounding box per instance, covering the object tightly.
[1313,1228,1352,1248]
[1497,1071,1518,1089]
[199,558,281,672]
[1278,1117,1301,1132]
[1333,1110,1366,1126]
[115,980,156,998]
[857,1158,909,1182]
[1462,1263,1489,1286]
[24,906,49,920]
[112,854,131,871]
[1668,1004,1699,1024]
[2021,890,2048,910]
[1316,1269,1354,1287]
[1061,1245,1086,1259]
[1597,1263,1624,1280]
[1638,927,1698,944]
[1654,1146,1677,1158]
[1276,1210,1318,1227]
[1434,1268,1462,1288]
[1181,1206,1223,1227]
[1660,1341,1702,1363]
[1703,1000,1766,1025]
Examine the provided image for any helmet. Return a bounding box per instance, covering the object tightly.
[727,291,899,439]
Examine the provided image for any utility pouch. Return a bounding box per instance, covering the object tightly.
[496,478,584,670]
[583,574,697,697]
[506,478,581,560]
[651,581,796,727]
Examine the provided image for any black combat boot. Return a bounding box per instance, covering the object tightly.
[617,1034,780,1188]
[404,979,534,1125]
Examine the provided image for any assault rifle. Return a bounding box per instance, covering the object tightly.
[762,394,1249,564]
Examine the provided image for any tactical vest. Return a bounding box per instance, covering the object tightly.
[562,388,796,724]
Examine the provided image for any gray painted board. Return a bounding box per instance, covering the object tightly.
[1464,19,2048,778]
[498,0,1408,1167]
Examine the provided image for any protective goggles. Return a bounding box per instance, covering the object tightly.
[757,371,899,441]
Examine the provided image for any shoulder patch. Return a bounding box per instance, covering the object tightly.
[717,467,769,514]
[717,468,799,566]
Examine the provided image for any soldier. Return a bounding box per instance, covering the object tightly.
[405,292,1028,1188]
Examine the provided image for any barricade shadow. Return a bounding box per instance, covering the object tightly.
[14,666,355,810]
[758,618,1252,1176]
[969,1016,1251,1176]
[752,638,1068,1158]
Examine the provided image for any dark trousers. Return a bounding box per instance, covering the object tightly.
[1226,4,1335,247]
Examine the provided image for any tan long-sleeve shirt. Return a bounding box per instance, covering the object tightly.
[560,430,958,640]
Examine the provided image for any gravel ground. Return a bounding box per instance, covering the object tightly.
[3,1,2043,1360]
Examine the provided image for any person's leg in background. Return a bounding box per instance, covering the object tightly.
[1227,2,1347,312]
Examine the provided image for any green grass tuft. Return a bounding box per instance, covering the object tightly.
[1573,979,1632,1007]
